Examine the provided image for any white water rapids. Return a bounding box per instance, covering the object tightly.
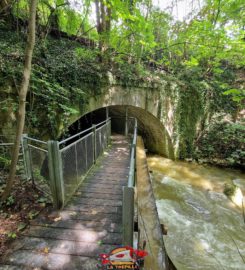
[147,156,245,270]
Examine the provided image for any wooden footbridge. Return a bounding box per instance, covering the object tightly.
[0,118,174,270]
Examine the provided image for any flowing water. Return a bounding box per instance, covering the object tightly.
[147,156,245,270]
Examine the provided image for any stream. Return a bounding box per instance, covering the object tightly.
[147,156,245,270]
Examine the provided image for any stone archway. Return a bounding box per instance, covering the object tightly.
[66,104,175,159]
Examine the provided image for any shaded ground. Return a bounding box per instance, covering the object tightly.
[0,172,50,257]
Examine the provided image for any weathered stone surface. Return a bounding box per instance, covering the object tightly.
[0,79,178,159]
[85,87,175,157]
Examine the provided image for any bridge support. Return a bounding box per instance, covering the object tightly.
[122,118,137,246]
[21,134,32,180]
[48,141,65,209]
[122,186,134,246]
[125,107,128,137]
[92,125,97,163]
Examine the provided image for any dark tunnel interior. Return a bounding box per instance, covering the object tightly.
[60,105,174,158]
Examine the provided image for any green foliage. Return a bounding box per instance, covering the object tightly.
[224,182,237,197]
[223,89,245,103]
[0,99,18,113]
[6,0,245,74]
[175,68,205,158]
[113,60,149,84]
[195,122,245,167]
[28,210,39,220]
[0,156,11,169]
[17,222,27,231]
[0,26,107,137]
[0,0,244,164]
[7,232,17,239]
[75,47,98,62]
[6,195,15,206]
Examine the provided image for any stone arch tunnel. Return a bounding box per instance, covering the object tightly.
[1,84,178,159]
[57,84,177,159]
[65,105,175,159]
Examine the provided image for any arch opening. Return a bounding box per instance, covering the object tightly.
[64,105,174,159]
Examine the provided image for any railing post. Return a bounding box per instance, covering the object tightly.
[125,107,128,137]
[21,134,32,180]
[109,119,111,137]
[92,125,97,163]
[106,107,109,120]
[48,141,65,209]
[107,119,111,144]
[122,186,134,246]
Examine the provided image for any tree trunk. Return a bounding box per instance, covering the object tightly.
[127,0,135,63]
[95,0,101,34]
[0,0,11,13]
[105,1,111,42]
[1,0,38,201]
[95,0,112,59]
[100,0,106,33]
[0,0,14,24]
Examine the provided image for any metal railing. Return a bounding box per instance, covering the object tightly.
[0,135,25,181]
[122,118,137,246]
[0,136,15,173]
[94,121,111,159]
[21,135,51,200]
[21,119,111,208]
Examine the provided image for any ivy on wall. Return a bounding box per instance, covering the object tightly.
[175,69,204,158]
[0,26,107,138]
[0,24,243,167]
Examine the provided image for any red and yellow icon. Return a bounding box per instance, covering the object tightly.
[99,246,148,269]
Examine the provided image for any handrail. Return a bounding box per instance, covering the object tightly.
[58,118,111,145]
[93,119,109,129]
[0,143,14,146]
[60,131,93,152]
[122,117,137,246]
[24,136,47,145]
[28,144,48,153]
[127,119,137,187]
[58,127,93,145]
[107,116,135,119]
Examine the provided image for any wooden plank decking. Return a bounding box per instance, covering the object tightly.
[0,135,130,270]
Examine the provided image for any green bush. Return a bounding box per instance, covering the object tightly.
[0,155,11,170]
[195,121,245,167]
